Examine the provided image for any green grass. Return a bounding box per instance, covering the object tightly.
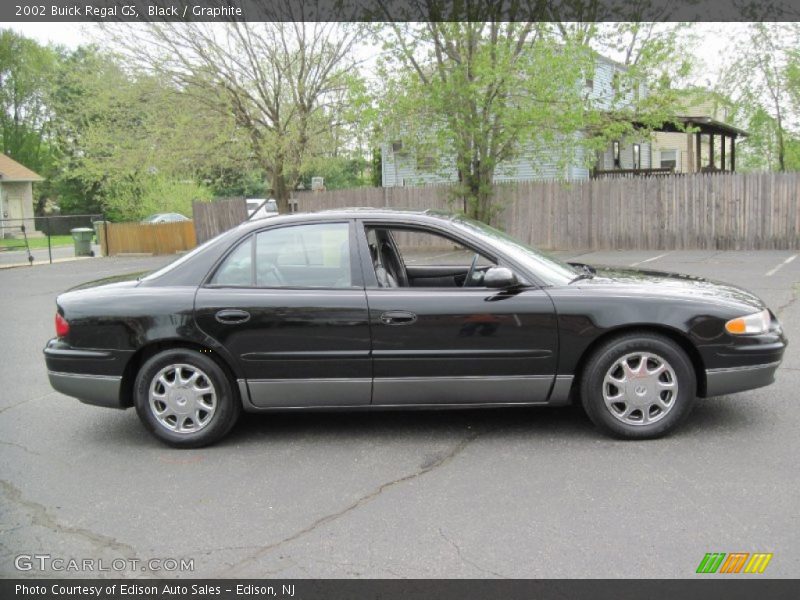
[0,235,74,250]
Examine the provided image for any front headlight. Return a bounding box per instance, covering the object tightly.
[725,309,771,335]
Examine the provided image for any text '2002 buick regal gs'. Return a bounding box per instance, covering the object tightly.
[45,209,787,447]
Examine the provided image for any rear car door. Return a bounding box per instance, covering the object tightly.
[194,220,372,408]
[358,220,559,406]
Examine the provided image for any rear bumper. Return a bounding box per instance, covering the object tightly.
[47,370,125,409]
[704,361,781,397]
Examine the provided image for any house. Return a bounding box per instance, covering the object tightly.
[381,54,654,187]
[0,154,43,236]
[650,92,747,173]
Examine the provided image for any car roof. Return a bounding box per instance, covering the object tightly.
[234,208,457,234]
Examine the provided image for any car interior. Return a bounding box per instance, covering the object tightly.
[366,227,497,288]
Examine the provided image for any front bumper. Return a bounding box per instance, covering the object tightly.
[704,361,781,397]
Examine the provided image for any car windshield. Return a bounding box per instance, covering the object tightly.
[449,215,579,286]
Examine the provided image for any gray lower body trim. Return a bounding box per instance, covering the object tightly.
[373,375,553,406]
[548,375,575,406]
[704,361,781,397]
[246,378,371,408]
[47,371,124,409]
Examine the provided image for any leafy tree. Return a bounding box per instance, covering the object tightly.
[107,19,367,213]
[376,19,591,222]
[720,22,800,172]
[0,29,57,170]
[0,29,59,208]
[50,48,246,219]
[375,12,690,222]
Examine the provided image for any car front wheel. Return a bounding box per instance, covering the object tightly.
[134,348,241,448]
[579,332,696,439]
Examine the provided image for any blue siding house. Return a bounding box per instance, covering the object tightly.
[381,55,653,187]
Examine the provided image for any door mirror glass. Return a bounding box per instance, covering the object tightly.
[483,266,518,288]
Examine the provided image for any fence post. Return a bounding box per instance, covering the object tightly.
[103,214,110,257]
[46,217,52,264]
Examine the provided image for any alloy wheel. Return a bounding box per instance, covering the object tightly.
[602,352,678,426]
[148,363,217,434]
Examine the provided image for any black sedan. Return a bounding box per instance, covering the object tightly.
[44,210,787,447]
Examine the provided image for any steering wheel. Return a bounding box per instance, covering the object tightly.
[463,253,479,287]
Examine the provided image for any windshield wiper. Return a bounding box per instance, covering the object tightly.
[568,263,595,284]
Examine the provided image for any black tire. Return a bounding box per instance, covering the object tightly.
[579,332,696,439]
[134,348,241,448]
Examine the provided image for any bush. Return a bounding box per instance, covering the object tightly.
[103,176,212,221]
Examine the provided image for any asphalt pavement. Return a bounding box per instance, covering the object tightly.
[0,249,798,578]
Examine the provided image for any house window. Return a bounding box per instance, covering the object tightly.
[632,144,641,170]
[416,154,435,171]
[391,141,403,153]
[586,77,594,91]
[660,149,677,170]
[612,141,621,168]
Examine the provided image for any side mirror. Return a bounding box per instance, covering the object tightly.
[483,266,518,288]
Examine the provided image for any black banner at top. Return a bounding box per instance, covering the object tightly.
[3,0,800,22]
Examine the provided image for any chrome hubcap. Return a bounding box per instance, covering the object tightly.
[148,364,217,434]
[602,352,678,426]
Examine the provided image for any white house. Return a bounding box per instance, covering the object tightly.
[0,153,43,237]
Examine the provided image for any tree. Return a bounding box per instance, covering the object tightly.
[106,19,366,213]
[375,11,690,222]
[720,23,800,172]
[50,48,242,219]
[0,29,59,202]
[376,18,591,222]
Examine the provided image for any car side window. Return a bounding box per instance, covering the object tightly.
[211,224,353,288]
[365,226,500,289]
[210,236,253,286]
[255,223,353,288]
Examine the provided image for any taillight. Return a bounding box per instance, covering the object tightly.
[55,313,70,338]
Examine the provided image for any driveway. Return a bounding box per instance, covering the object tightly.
[0,250,798,578]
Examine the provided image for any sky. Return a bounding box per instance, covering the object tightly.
[5,21,739,87]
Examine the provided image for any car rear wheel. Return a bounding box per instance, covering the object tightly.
[579,332,696,439]
[134,349,241,448]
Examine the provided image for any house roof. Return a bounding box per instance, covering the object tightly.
[0,154,44,182]
[673,116,748,138]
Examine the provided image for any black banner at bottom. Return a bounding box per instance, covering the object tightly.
[3,579,800,600]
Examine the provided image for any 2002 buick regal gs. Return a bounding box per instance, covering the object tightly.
[44,210,787,447]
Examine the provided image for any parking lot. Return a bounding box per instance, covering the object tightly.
[0,249,798,578]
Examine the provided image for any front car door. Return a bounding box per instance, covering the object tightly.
[358,218,559,406]
[194,219,372,408]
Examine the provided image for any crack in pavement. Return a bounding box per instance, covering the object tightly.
[0,392,57,417]
[0,480,138,559]
[438,527,510,579]
[776,282,800,317]
[0,440,43,458]
[219,427,488,577]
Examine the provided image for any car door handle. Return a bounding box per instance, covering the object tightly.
[215,309,251,324]
[380,311,417,326]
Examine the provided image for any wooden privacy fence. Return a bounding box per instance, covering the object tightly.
[292,172,800,251]
[193,197,247,244]
[99,221,197,256]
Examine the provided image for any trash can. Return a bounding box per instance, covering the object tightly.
[70,227,94,257]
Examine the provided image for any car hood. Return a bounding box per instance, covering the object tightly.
[573,265,766,311]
